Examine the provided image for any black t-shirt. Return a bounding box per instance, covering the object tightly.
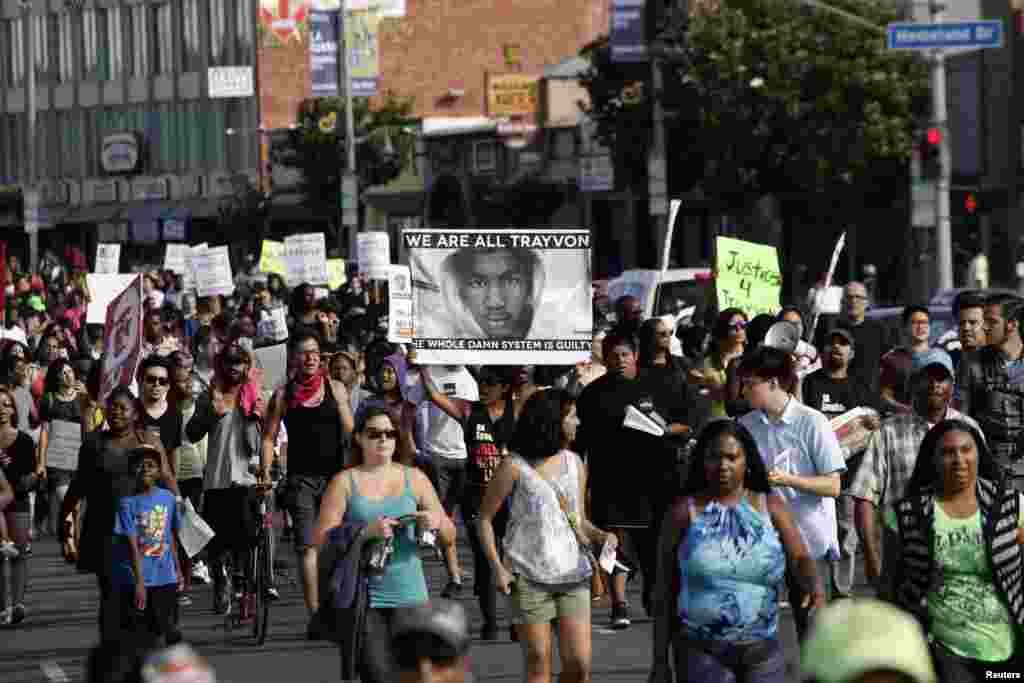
[818,318,890,394]
[140,405,183,456]
[0,431,39,492]
[802,369,878,420]
[40,394,82,423]
[463,398,516,491]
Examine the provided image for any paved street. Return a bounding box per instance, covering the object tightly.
[1,532,871,682]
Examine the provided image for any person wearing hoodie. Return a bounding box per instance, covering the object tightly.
[356,351,418,468]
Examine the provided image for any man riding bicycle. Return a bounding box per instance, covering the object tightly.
[185,342,266,615]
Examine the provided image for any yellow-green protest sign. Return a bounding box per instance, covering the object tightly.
[715,236,782,316]
[327,259,347,290]
[259,240,286,277]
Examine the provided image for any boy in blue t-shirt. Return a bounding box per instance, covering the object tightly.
[113,447,184,647]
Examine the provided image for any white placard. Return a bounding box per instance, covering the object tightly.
[357,232,391,280]
[179,499,215,558]
[256,306,289,343]
[208,66,255,98]
[192,246,234,298]
[285,233,329,286]
[86,273,141,325]
[253,341,289,393]
[402,364,479,405]
[47,420,82,471]
[182,243,209,292]
[94,244,120,274]
[164,244,190,275]
[387,264,414,344]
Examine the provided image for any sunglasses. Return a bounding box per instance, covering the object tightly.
[144,376,170,386]
[364,428,398,441]
[729,321,748,331]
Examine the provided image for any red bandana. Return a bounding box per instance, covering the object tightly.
[290,370,325,408]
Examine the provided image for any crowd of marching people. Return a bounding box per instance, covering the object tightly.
[3,245,1024,683]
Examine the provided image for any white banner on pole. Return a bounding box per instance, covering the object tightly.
[86,274,140,325]
[192,246,234,298]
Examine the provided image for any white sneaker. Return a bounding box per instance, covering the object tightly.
[0,541,18,559]
[191,561,211,584]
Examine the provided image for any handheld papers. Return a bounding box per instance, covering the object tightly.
[260,240,287,277]
[830,407,880,458]
[179,499,215,559]
[623,405,665,437]
[163,244,190,275]
[357,232,391,280]
[327,258,348,289]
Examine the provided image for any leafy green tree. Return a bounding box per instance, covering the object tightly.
[581,0,930,206]
[279,92,416,209]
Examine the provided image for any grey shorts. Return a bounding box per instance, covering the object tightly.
[280,475,327,552]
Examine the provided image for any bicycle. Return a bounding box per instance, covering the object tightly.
[223,482,277,646]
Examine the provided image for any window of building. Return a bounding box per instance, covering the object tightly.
[10,18,25,87]
[472,140,498,174]
[59,13,73,82]
[34,15,49,84]
[209,0,228,66]
[45,14,61,83]
[236,0,254,58]
[149,3,173,75]
[128,5,149,77]
[181,0,201,73]
[0,20,10,87]
[86,7,120,81]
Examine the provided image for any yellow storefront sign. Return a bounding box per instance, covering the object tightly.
[714,236,782,316]
[487,74,539,118]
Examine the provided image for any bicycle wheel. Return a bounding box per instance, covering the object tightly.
[251,541,264,641]
[256,533,272,645]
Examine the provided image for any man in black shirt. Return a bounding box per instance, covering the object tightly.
[802,326,877,599]
[816,281,891,396]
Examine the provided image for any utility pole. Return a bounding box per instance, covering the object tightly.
[930,1,954,290]
[649,56,668,268]
[338,1,358,259]
[22,0,38,270]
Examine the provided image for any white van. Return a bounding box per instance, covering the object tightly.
[606,268,713,323]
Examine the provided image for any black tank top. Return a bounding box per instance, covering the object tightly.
[283,379,347,478]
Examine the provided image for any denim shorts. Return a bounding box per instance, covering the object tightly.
[279,475,327,552]
[673,635,786,683]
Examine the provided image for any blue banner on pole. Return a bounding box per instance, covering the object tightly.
[310,10,340,97]
[611,0,646,63]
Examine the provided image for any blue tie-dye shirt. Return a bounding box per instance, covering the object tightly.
[678,494,787,641]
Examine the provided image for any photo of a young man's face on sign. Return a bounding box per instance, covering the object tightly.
[405,228,592,364]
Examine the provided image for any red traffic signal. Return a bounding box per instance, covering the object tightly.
[965,193,978,213]
[926,127,942,146]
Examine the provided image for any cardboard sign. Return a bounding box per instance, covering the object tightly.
[47,419,82,471]
[100,275,143,402]
[259,240,286,277]
[86,273,140,325]
[387,264,414,344]
[182,243,209,293]
[94,244,120,274]
[327,258,348,289]
[192,246,234,298]
[357,232,390,280]
[285,233,329,285]
[715,236,782,317]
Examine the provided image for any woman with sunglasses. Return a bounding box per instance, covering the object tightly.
[61,385,178,674]
[314,406,455,683]
[37,358,85,537]
[689,308,748,419]
[136,356,183,472]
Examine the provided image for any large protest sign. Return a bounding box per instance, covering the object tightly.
[387,264,414,344]
[100,275,143,402]
[193,246,234,297]
[285,233,329,285]
[404,228,592,364]
[715,236,782,316]
[164,244,190,275]
[95,244,120,274]
[357,232,391,280]
[87,274,139,324]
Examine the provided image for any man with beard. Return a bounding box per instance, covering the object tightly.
[814,282,892,395]
[849,349,979,600]
[186,343,265,614]
[610,295,643,338]
[576,331,694,629]
[957,293,1024,490]
[951,291,987,406]
[801,328,878,599]
[261,331,352,622]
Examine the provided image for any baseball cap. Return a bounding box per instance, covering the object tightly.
[801,599,937,683]
[826,327,854,345]
[912,348,954,378]
[391,600,471,665]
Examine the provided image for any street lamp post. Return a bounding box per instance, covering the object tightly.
[20,0,38,270]
[338,1,359,258]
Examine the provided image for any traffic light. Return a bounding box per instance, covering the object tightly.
[919,127,942,180]
[965,192,977,214]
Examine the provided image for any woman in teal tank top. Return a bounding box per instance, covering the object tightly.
[315,406,455,683]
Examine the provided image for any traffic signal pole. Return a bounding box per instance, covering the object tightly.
[930,1,954,290]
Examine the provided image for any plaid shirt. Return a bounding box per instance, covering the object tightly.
[847,407,979,515]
